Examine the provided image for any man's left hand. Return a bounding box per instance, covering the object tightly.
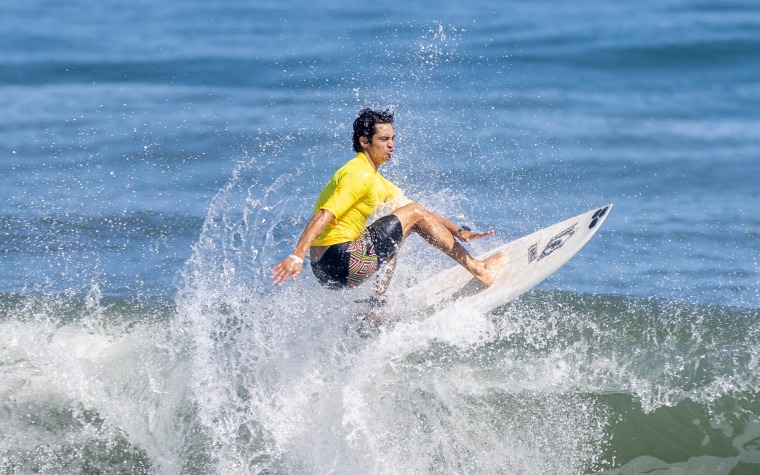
[457,228,494,242]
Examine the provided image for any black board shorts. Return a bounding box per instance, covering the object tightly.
[311,215,403,289]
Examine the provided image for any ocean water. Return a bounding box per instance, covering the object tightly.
[2,0,759,473]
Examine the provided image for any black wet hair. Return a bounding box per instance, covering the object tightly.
[352,108,394,153]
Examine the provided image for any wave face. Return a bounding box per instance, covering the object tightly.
[5,288,756,473]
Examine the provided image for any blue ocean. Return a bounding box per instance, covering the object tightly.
[2,0,759,473]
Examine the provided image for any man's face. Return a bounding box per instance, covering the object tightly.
[362,123,395,169]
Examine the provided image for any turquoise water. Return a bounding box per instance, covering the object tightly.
[2,0,759,473]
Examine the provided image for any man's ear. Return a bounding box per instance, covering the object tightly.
[359,136,370,148]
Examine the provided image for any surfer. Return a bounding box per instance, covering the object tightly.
[271,108,503,300]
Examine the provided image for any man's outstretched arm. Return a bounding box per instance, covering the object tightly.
[271,209,334,285]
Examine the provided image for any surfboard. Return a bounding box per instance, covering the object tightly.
[400,204,613,316]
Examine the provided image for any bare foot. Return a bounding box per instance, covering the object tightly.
[473,252,506,287]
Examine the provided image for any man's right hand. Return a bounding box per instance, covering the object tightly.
[271,255,303,285]
[270,209,335,286]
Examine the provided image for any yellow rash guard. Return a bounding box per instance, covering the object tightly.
[312,153,398,246]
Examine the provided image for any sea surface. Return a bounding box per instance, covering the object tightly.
[2,0,759,473]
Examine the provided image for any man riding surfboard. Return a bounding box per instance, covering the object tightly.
[271,108,503,305]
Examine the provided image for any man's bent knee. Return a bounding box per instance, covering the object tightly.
[392,202,428,236]
[394,202,422,213]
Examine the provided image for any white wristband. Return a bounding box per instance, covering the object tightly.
[288,254,304,265]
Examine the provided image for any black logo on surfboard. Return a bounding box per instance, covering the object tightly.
[588,206,609,229]
[528,224,578,263]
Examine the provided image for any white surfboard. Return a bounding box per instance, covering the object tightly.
[400,204,613,315]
